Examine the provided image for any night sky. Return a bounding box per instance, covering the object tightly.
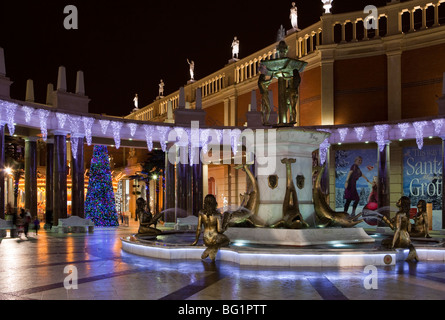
[0,0,389,117]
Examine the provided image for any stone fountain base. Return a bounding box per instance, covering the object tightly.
[225,227,375,247]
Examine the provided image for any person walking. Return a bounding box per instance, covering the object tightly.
[45,209,53,230]
[33,216,40,235]
[24,208,32,238]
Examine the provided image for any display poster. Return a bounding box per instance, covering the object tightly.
[403,144,442,209]
[335,149,379,223]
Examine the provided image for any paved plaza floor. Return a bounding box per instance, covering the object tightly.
[0,221,444,305]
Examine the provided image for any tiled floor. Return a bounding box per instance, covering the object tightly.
[1,223,445,302]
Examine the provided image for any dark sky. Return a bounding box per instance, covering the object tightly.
[0,0,389,117]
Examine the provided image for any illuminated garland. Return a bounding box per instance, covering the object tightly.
[38,109,50,141]
[85,145,119,227]
[83,117,94,146]
[5,102,16,136]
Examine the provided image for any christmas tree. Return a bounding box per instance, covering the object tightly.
[85,145,119,227]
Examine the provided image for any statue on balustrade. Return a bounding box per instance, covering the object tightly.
[187,59,195,81]
[232,36,240,59]
[159,79,165,97]
[410,200,431,238]
[192,194,230,262]
[136,197,163,238]
[290,2,300,31]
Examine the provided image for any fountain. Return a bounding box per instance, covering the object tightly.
[120,40,438,267]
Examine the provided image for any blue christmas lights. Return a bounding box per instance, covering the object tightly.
[85,145,119,227]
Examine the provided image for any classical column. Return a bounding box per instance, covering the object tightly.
[378,142,391,225]
[224,99,229,126]
[229,96,237,127]
[410,9,415,32]
[319,46,336,125]
[53,131,68,225]
[45,139,54,224]
[434,2,440,27]
[176,147,189,217]
[386,49,402,121]
[441,142,445,230]
[352,21,357,41]
[341,22,346,43]
[165,151,176,222]
[192,156,203,216]
[24,137,38,217]
[422,6,427,30]
[71,135,85,218]
[0,122,5,219]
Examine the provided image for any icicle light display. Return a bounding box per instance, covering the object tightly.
[83,117,94,146]
[38,109,50,141]
[5,102,16,136]
[413,121,428,150]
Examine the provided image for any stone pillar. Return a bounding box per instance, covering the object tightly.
[386,49,402,121]
[441,140,445,229]
[24,137,38,217]
[71,135,85,218]
[229,96,237,127]
[341,22,346,43]
[378,142,391,225]
[45,139,54,225]
[176,147,189,218]
[165,152,176,222]
[192,158,203,216]
[319,46,336,125]
[53,131,68,225]
[434,2,440,27]
[224,99,230,126]
[0,122,5,219]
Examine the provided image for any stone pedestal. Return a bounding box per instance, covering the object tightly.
[225,227,375,246]
[254,128,329,226]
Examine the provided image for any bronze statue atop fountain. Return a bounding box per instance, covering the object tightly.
[259,40,307,127]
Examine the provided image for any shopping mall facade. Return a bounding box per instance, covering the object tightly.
[1,0,445,230]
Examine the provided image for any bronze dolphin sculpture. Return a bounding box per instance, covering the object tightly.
[313,164,364,228]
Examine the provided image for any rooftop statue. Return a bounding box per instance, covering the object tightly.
[187,59,195,81]
[290,2,301,31]
[159,79,165,97]
[259,41,307,126]
[133,94,139,109]
[232,36,240,59]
